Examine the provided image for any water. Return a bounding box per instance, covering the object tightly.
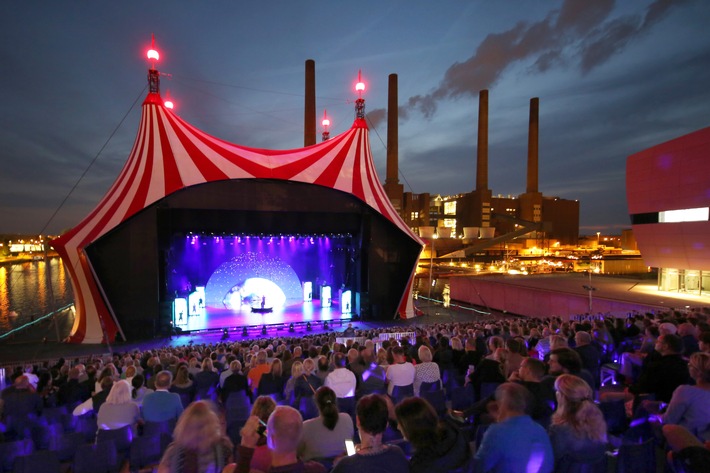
[0,258,74,335]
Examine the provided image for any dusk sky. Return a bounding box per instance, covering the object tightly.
[2,0,709,236]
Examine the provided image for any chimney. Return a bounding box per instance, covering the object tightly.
[386,74,399,185]
[527,97,539,193]
[476,89,489,191]
[304,59,316,147]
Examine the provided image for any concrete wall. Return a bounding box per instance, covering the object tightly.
[450,276,656,319]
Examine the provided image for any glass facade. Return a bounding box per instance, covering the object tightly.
[659,268,710,296]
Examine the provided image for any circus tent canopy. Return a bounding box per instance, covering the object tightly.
[52,65,422,344]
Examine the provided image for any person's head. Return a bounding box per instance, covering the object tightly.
[519,357,546,381]
[356,394,389,436]
[124,365,136,379]
[488,336,505,353]
[418,345,433,363]
[302,357,316,375]
[131,374,145,396]
[347,348,359,364]
[266,406,303,455]
[656,334,683,355]
[314,386,340,430]
[332,352,347,368]
[105,379,132,405]
[229,360,242,373]
[574,331,592,347]
[256,350,268,365]
[201,358,214,372]
[494,382,530,420]
[391,346,406,362]
[13,375,31,390]
[552,374,607,442]
[100,375,114,393]
[251,395,277,423]
[548,348,582,375]
[155,370,173,390]
[174,365,190,384]
[291,361,304,379]
[689,352,710,384]
[270,358,283,377]
[173,401,229,454]
[699,331,710,353]
[394,397,439,450]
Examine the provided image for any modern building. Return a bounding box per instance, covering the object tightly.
[626,126,710,295]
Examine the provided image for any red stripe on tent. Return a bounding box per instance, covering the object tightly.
[313,133,356,188]
[163,113,230,182]
[156,112,184,195]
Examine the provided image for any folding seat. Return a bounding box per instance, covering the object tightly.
[72,441,119,473]
[30,422,63,450]
[390,384,414,405]
[142,419,175,439]
[96,425,134,459]
[614,438,656,473]
[419,380,442,394]
[479,382,501,400]
[48,431,85,463]
[128,434,164,473]
[336,396,357,424]
[0,439,34,472]
[298,396,319,420]
[450,384,475,411]
[422,389,447,417]
[11,449,60,473]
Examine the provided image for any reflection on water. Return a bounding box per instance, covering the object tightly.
[0,258,74,333]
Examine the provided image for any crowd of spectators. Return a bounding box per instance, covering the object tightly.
[1,307,710,472]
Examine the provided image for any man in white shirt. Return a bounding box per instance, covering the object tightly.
[324,352,356,398]
[386,346,415,395]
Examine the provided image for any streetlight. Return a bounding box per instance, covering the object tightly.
[428,232,438,299]
[596,232,601,245]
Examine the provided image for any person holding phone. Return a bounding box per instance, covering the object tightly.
[331,394,408,473]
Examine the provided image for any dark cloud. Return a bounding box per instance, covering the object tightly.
[402,0,688,118]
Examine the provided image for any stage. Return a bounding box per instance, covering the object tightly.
[172,299,352,333]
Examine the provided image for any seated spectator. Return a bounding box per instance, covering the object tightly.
[258,358,285,399]
[395,396,470,472]
[385,346,415,396]
[647,352,710,442]
[331,394,409,473]
[283,361,303,405]
[325,352,357,399]
[1,375,42,435]
[235,405,326,472]
[548,374,608,467]
[295,357,322,400]
[679,322,700,357]
[247,396,277,473]
[630,333,690,403]
[698,331,710,354]
[468,347,508,400]
[58,366,91,406]
[171,364,196,405]
[473,383,554,473]
[193,358,220,399]
[142,370,184,423]
[221,361,249,404]
[299,386,354,461]
[74,376,113,416]
[97,379,141,434]
[573,331,601,386]
[542,347,595,392]
[505,338,526,377]
[158,400,234,473]
[414,345,441,395]
[619,326,658,383]
[662,424,710,473]
[357,349,386,397]
[131,373,153,407]
[247,350,271,391]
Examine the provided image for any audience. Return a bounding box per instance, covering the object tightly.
[324,352,356,399]
[413,345,441,395]
[96,379,141,434]
[142,370,184,423]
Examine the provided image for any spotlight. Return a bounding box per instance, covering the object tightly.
[261,325,267,335]
[306,322,312,331]
[242,327,248,337]
[289,323,295,333]
[323,321,329,331]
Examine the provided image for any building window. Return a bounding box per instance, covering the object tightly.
[443,218,457,228]
[444,201,457,215]
[411,211,419,220]
[659,207,709,223]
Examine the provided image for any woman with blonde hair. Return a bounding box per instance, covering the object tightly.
[158,401,233,473]
[414,345,441,395]
[258,358,285,399]
[96,379,141,434]
[549,374,607,466]
[284,361,304,404]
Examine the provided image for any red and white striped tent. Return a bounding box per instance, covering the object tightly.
[52,78,423,343]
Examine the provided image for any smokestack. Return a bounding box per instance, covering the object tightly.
[386,74,398,185]
[476,89,489,191]
[304,59,316,147]
[527,97,539,193]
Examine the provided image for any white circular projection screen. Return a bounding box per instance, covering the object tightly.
[205,253,303,309]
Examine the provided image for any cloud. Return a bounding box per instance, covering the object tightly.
[399,0,688,119]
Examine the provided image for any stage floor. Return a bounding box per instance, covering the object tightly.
[173,301,351,332]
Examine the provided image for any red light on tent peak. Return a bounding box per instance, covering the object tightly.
[147,34,160,65]
[321,109,330,127]
[355,69,365,94]
[164,90,174,109]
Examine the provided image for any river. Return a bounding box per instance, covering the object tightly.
[0,258,74,335]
